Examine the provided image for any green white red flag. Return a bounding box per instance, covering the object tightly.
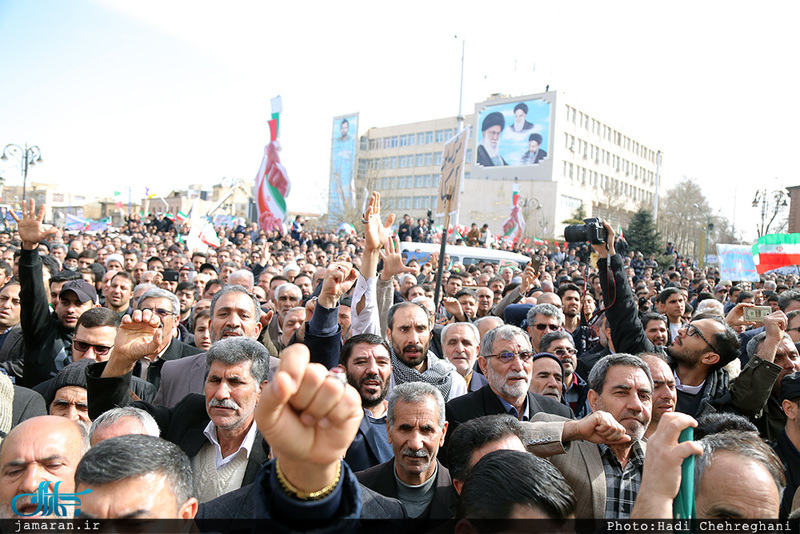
[255,96,290,233]
[752,233,800,274]
[502,184,525,244]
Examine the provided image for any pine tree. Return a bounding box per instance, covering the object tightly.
[562,204,587,225]
[625,208,662,256]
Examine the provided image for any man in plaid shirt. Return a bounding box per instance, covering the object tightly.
[523,353,653,520]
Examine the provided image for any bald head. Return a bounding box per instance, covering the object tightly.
[0,416,88,518]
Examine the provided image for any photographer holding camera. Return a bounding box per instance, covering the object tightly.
[580,219,780,425]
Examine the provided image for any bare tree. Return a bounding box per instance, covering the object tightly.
[593,180,631,230]
[658,177,708,261]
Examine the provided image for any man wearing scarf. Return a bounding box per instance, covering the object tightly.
[386,302,466,402]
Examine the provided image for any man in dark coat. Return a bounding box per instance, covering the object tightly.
[356,382,457,523]
[87,322,270,502]
[443,324,573,464]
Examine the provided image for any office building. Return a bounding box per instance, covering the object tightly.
[344,90,661,240]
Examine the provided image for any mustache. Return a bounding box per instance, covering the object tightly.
[209,398,240,410]
[220,327,244,337]
[505,371,529,380]
[402,448,427,458]
[403,344,424,353]
[359,373,385,387]
[619,410,647,423]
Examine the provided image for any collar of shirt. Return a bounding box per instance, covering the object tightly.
[364,402,388,420]
[598,440,646,469]
[202,419,258,470]
[674,370,705,395]
[495,392,530,421]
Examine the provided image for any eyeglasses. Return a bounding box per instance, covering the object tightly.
[532,324,560,332]
[552,347,577,357]
[73,339,113,355]
[684,324,717,353]
[140,307,175,319]
[486,351,534,363]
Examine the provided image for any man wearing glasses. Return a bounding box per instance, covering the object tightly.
[32,308,155,403]
[525,303,563,353]
[593,222,751,419]
[443,324,573,465]
[132,288,202,390]
[540,330,591,417]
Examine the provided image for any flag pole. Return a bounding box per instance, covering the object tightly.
[432,193,452,311]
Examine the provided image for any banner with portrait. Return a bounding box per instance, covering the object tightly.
[329,113,359,220]
[474,98,551,168]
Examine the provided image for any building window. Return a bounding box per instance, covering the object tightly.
[435,130,446,143]
[424,174,432,187]
[426,131,434,144]
[425,153,433,165]
[417,133,426,145]
[466,148,472,162]
[382,157,389,169]
[560,195,582,211]
[415,175,424,187]
[391,157,398,168]
[398,155,406,168]
[434,153,443,165]
[416,154,425,166]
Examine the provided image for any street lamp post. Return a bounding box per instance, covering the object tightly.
[693,203,711,268]
[1,143,43,203]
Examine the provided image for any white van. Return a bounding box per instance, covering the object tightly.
[400,242,531,270]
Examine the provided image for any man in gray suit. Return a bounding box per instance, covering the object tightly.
[154,285,266,407]
[523,353,653,521]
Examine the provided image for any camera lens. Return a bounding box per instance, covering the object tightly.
[564,224,588,243]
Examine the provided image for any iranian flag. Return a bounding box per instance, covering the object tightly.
[502,184,525,244]
[752,233,800,274]
[255,96,290,233]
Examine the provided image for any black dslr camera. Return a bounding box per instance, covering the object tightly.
[564,217,608,245]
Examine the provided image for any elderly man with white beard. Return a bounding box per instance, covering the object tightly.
[442,325,573,465]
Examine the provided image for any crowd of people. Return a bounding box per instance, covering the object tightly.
[0,193,798,531]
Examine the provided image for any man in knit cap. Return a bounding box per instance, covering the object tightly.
[42,359,93,429]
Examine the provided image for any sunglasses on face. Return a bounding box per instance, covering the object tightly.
[73,339,113,355]
[532,323,560,332]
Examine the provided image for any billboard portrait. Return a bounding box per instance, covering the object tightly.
[475,98,551,168]
[329,113,359,219]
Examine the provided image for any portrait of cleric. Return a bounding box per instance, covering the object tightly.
[475,98,551,167]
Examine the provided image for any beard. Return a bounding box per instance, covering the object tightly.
[664,345,699,369]
[482,140,499,158]
[595,400,649,441]
[395,342,428,368]
[348,371,389,408]
[486,365,529,399]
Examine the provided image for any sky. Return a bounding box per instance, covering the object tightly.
[1,0,798,243]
